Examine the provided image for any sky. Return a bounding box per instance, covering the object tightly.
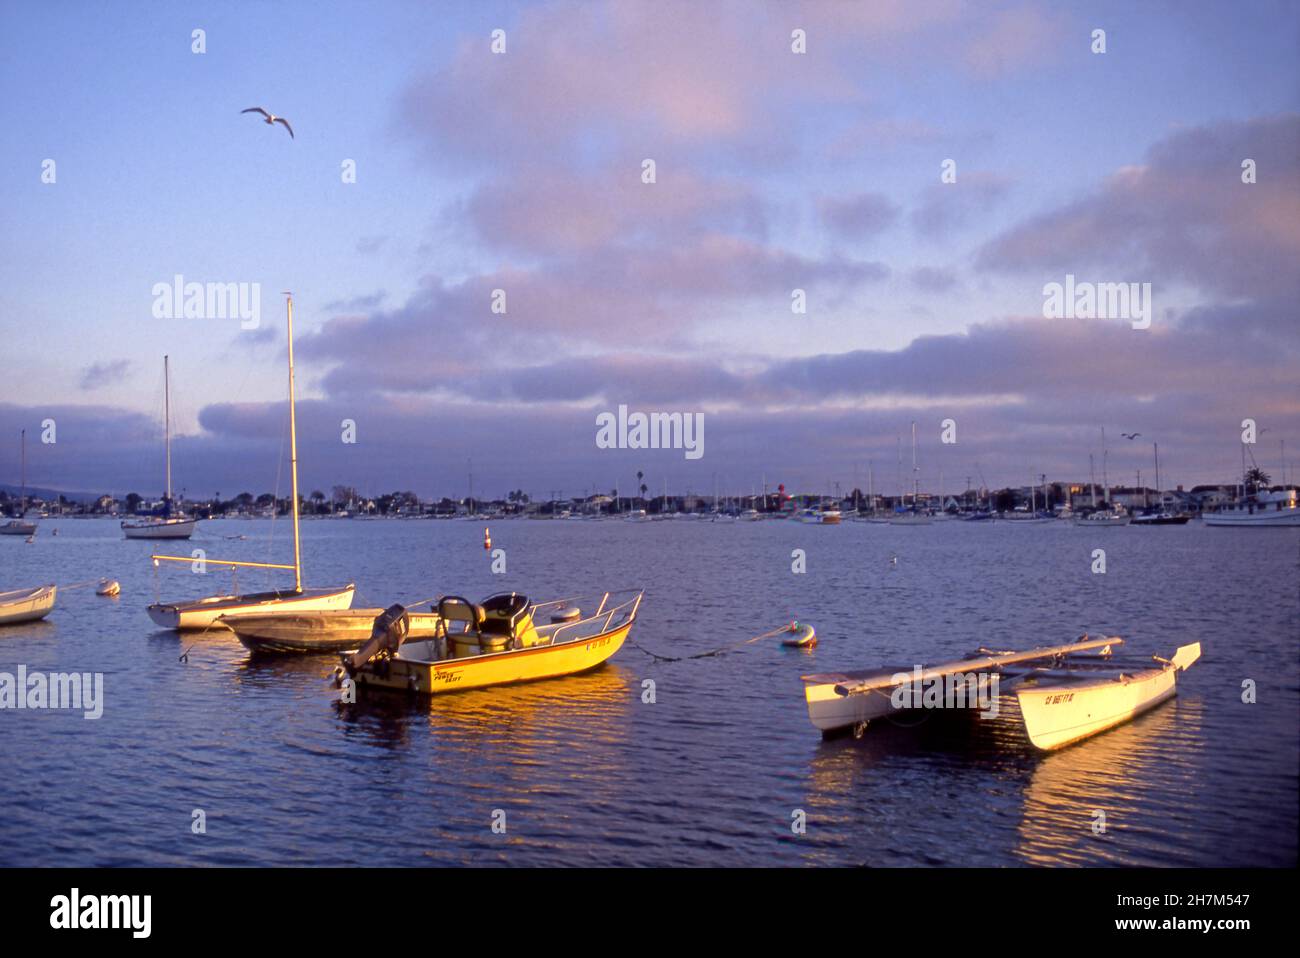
[1,0,1298,502]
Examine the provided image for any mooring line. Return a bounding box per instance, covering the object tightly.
[625,624,795,663]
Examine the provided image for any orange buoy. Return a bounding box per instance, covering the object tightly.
[484,527,491,550]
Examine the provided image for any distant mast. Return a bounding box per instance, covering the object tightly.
[164,355,172,513]
[911,420,920,507]
[285,293,303,592]
[19,428,26,515]
[1101,427,1110,505]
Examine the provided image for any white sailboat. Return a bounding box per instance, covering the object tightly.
[122,356,199,540]
[146,294,355,630]
[889,422,931,525]
[1,429,38,536]
[1073,428,1130,526]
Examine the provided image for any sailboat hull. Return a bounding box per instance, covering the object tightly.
[122,517,198,539]
[148,584,356,630]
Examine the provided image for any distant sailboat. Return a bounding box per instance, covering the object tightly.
[1,429,38,536]
[122,356,198,540]
[889,422,931,525]
[1074,428,1130,526]
[146,294,356,629]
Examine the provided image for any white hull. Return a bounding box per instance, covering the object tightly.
[804,640,1199,750]
[803,669,911,731]
[0,520,38,536]
[0,585,56,624]
[1016,667,1178,750]
[1203,512,1300,527]
[147,584,356,630]
[122,517,198,539]
[1073,515,1131,527]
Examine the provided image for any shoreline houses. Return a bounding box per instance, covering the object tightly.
[0,480,1292,521]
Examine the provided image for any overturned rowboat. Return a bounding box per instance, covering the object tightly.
[802,636,1201,751]
[334,589,643,695]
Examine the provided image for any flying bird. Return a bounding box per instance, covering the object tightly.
[241,107,294,139]
[1122,432,1141,440]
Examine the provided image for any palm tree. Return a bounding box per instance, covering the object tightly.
[1245,466,1271,492]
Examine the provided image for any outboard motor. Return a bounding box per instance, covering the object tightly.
[340,604,410,679]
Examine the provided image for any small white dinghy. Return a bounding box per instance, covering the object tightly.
[802,636,1201,751]
[0,585,57,625]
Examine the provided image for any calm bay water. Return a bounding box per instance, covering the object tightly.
[1,516,1296,867]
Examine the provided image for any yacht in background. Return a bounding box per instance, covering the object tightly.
[122,356,198,540]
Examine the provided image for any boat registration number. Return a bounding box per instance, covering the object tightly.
[1044,692,1075,705]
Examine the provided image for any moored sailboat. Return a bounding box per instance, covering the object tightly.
[146,293,355,630]
[122,356,198,540]
[1,430,38,536]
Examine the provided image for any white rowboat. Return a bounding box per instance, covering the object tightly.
[0,585,57,625]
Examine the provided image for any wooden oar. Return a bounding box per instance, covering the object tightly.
[834,636,1122,697]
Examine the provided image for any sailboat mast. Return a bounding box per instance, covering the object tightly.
[911,420,919,504]
[19,428,26,514]
[285,294,303,592]
[164,355,172,506]
[1101,427,1110,503]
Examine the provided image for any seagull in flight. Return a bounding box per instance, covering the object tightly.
[241,107,294,139]
[1122,432,1141,440]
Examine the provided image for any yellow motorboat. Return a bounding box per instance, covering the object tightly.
[334,590,643,695]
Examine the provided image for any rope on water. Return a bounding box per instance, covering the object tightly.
[625,623,796,663]
[58,578,121,595]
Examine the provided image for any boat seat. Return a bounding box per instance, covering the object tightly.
[478,592,540,649]
[437,596,484,635]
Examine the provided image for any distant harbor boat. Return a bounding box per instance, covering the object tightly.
[1074,507,1131,527]
[1131,510,1191,526]
[122,357,198,540]
[1204,488,1300,527]
[889,422,930,524]
[1,430,38,536]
